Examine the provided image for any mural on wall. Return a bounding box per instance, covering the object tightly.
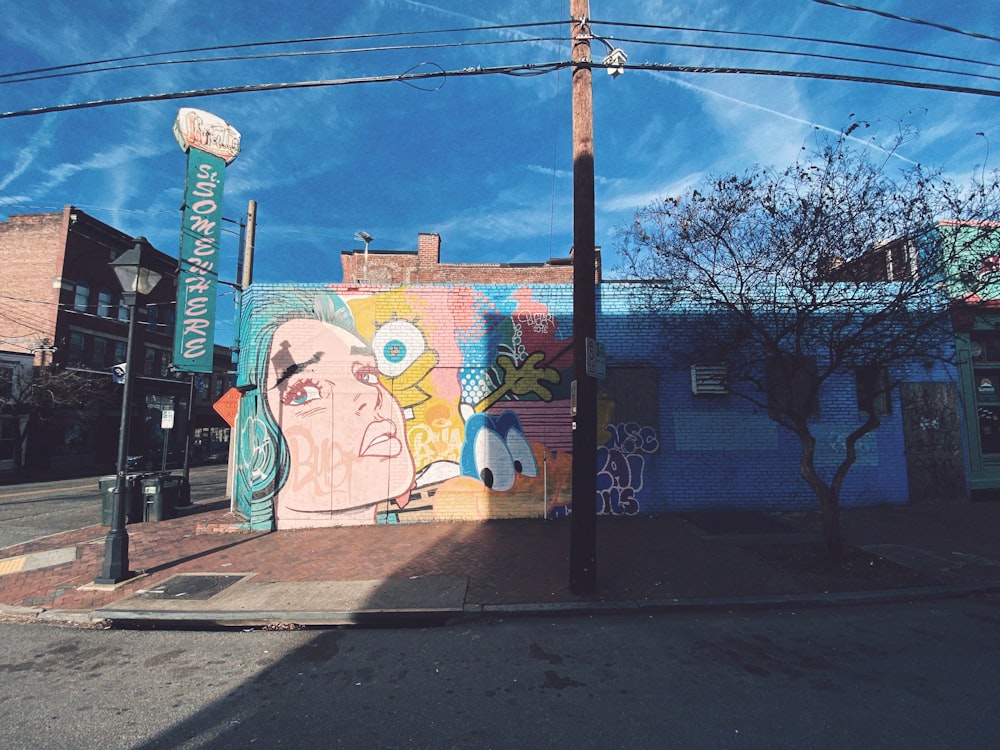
[596,422,659,516]
[235,286,577,529]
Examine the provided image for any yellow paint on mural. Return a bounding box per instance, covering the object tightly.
[0,556,27,576]
[399,446,573,522]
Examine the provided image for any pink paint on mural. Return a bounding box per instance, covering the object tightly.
[266,318,415,527]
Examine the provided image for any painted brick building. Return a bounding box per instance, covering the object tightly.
[233,280,960,530]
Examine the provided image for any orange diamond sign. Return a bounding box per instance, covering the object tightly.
[213,387,242,427]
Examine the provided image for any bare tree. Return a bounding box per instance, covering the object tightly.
[0,358,119,472]
[620,124,1000,558]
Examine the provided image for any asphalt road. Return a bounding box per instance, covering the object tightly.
[0,464,229,550]
[2,597,999,749]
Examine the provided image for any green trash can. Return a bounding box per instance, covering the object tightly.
[160,473,184,517]
[141,472,182,522]
[99,475,143,525]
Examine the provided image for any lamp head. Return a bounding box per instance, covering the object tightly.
[110,238,163,297]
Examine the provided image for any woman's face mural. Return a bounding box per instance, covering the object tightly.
[266,318,415,525]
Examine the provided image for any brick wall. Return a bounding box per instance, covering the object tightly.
[235,281,943,530]
[0,209,69,355]
[339,231,598,286]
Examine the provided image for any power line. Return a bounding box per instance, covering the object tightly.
[0,62,573,119]
[2,57,997,121]
[0,36,568,87]
[0,21,568,81]
[7,30,995,93]
[809,0,1000,45]
[613,35,1000,86]
[4,16,994,96]
[593,19,999,71]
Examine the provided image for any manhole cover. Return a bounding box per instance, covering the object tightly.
[135,574,247,600]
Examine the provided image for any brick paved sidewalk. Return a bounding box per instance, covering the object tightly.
[2,496,1000,623]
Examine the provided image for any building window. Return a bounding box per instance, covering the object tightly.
[214,373,229,400]
[766,356,819,420]
[163,308,175,336]
[147,305,159,329]
[144,348,156,376]
[92,337,109,369]
[0,417,16,462]
[73,281,90,312]
[0,365,14,399]
[96,287,113,317]
[118,297,129,322]
[69,332,86,366]
[856,365,891,416]
[112,341,126,365]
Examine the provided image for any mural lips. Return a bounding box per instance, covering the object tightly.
[360,419,403,458]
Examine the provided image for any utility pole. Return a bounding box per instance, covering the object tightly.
[242,199,257,290]
[227,199,257,502]
[569,0,598,594]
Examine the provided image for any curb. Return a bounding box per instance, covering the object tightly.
[7,579,998,630]
[0,604,104,627]
[478,580,1000,619]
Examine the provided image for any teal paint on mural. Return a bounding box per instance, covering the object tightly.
[173,148,227,373]
[672,412,778,451]
[941,221,1000,300]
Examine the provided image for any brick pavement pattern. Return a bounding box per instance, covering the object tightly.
[2,497,1000,619]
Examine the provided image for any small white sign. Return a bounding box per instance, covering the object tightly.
[161,408,175,430]
[585,337,606,379]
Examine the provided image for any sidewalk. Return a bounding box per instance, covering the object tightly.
[1,495,999,628]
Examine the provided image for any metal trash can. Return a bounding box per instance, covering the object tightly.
[141,472,182,522]
[99,474,144,525]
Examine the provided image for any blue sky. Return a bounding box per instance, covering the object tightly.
[0,1,997,345]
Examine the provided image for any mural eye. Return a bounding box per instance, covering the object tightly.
[372,320,425,378]
[353,364,380,385]
[283,379,322,406]
[473,427,516,491]
[504,428,537,477]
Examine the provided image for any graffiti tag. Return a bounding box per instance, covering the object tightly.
[597,423,659,516]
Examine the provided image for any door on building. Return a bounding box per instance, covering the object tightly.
[900,382,966,503]
[955,327,1000,493]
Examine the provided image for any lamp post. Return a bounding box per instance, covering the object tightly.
[354,231,373,282]
[96,238,163,585]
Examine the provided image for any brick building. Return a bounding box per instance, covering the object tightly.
[340,232,601,286]
[0,207,231,477]
[232,279,961,531]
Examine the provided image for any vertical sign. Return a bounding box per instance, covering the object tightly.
[172,108,241,373]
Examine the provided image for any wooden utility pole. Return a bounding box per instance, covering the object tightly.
[227,199,257,503]
[241,199,257,290]
[569,0,598,594]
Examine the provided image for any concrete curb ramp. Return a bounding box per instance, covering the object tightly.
[91,572,470,627]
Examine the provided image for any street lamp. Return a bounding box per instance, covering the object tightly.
[95,238,163,585]
[354,231,373,282]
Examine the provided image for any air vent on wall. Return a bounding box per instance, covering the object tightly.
[690,364,728,395]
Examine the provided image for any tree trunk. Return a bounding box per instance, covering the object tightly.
[818,488,844,561]
[798,428,846,560]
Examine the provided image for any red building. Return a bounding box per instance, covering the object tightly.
[0,207,231,477]
[340,232,601,286]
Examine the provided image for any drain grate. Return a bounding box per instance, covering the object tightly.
[134,573,247,600]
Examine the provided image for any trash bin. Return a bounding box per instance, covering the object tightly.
[141,472,183,522]
[99,474,144,525]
